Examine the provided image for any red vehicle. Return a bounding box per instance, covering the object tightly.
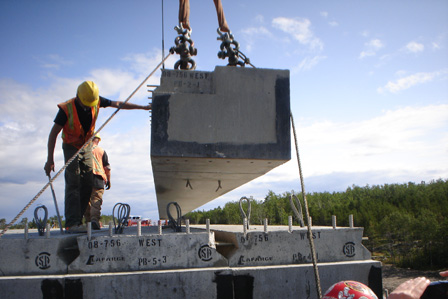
[127,216,151,226]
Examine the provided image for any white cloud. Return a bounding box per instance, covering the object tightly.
[37,54,73,70]
[378,69,447,93]
[240,26,273,52]
[254,105,448,188]
[431,34,445,51]
[367,39,384,50]
[254,14,264,24]
[293,55,327,73]
[320,12,338,26]
[359,51,376,59]
[432,42,441,50]
[272,17,323,51]
[404,41,424,53]
[359,39,384,59]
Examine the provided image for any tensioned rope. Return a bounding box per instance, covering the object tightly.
[290,112,322,299]
[178,0,191,30]
[178,0,230,33]
[213,0,230,33]
[0,54,171,238]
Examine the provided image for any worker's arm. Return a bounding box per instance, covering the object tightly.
[110,101,151,110]
[105,166,111,190]
[44,123,63,176]
[103,151,111,190]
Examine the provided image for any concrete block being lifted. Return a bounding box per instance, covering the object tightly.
[151,66,290,218]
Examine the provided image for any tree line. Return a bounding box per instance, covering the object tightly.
[184,179,448,270]
[2,179,446,270]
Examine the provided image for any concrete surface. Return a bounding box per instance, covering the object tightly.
[68,231,227,273]
[151,66,290,218]
[0,224,382,298]
[0,260,382,299]
[0,232,78,276]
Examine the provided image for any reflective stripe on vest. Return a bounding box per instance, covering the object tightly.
[92,145,107,182]
[58,98,99,149]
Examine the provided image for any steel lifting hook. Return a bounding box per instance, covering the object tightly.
[34,205,48,236]
[239,196,252,230]
[48,174,64,233]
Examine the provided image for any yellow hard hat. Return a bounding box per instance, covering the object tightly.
[77,81,99,107]
[94,133,101,141]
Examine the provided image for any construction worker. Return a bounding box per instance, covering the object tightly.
[44,81,150,233]
[84,133,110,230]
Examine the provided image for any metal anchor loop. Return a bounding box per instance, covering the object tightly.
[216,28,248,67]
[113,203,131,234]
[239,196,252,230]
[289,193,305,227]
[170,23,197,70]
[34,205,48,236]
[167,202,182,232]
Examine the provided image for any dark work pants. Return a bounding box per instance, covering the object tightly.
[63,143,93,228]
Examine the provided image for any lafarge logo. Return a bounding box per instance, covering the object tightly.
[35,252,51,270]
[86,255,125,265]
[86,255,95,265]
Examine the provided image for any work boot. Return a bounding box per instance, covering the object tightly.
[66,224,87,234]
[91,220,101,230]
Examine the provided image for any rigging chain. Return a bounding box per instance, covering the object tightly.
[173,0,253,69]
[0,53,171,238]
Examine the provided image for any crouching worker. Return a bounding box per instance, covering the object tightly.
[84,133,110,230]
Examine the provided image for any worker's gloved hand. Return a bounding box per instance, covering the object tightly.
[44,161,54,177]
[105,181,111,190]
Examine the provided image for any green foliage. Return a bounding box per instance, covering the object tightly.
[184,179,448,270]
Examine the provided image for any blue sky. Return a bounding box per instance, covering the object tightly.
[1,0,447,224]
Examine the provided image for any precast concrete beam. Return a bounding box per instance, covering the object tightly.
[151,66,291,218]
[68,231,227,273]
[0,232,78,276]
[0,260,382,299]
[222,227,371,267]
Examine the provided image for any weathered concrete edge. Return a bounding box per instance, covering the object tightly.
[0,260,382,298]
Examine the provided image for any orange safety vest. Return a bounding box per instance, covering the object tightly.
[92,145,108,182]
[58,98,99,149]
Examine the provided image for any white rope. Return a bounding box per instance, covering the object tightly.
[290,112,322,299]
